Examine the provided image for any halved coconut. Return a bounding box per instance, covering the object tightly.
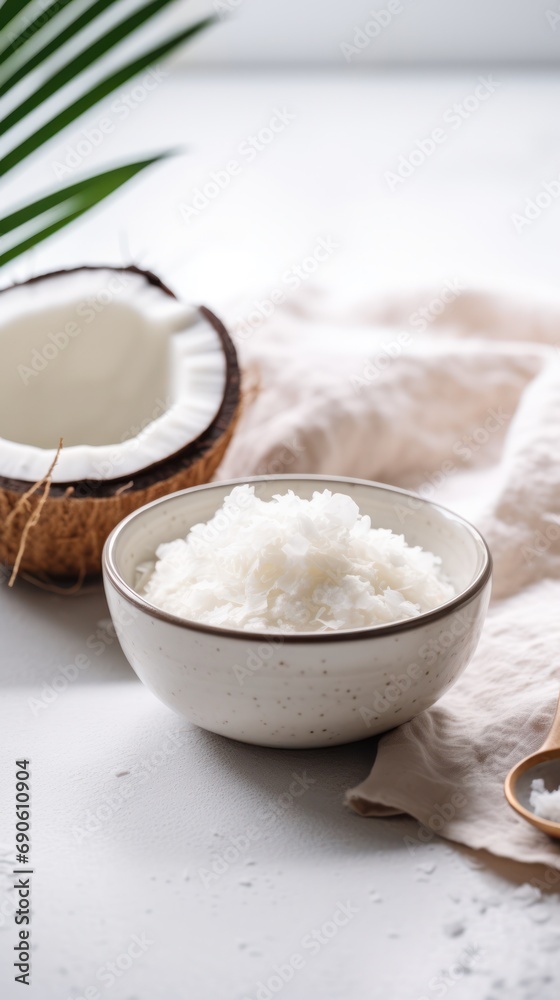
[0,266,240,579]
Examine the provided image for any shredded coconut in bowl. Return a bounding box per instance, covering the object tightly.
[529,778,560,823]
[142,485,455,633]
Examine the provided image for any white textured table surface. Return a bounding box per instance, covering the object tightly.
[2,70,560,999]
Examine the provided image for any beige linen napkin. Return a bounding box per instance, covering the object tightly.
[219,285,560,868]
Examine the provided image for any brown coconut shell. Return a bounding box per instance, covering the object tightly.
[0,266,241,580]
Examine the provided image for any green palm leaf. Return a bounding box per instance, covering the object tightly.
[0,0,180,133]
[0,155,168,267]
[0,0,120,100]
[0,1,218,270]
[0,0,34,33]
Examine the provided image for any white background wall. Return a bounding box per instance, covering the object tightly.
[178,0,560,66]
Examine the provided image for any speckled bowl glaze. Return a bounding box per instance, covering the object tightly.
[103,475,492,749]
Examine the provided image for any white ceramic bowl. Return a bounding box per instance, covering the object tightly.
[103,476,492,748]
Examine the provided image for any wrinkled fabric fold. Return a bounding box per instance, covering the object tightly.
[218,285,560,867]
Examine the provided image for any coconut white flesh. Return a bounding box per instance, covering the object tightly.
[143,486,456,633]
[0,270,227,483]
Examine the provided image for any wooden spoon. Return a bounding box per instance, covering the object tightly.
[504,693,560,840]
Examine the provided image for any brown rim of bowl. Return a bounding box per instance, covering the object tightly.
[102,474,493,644]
